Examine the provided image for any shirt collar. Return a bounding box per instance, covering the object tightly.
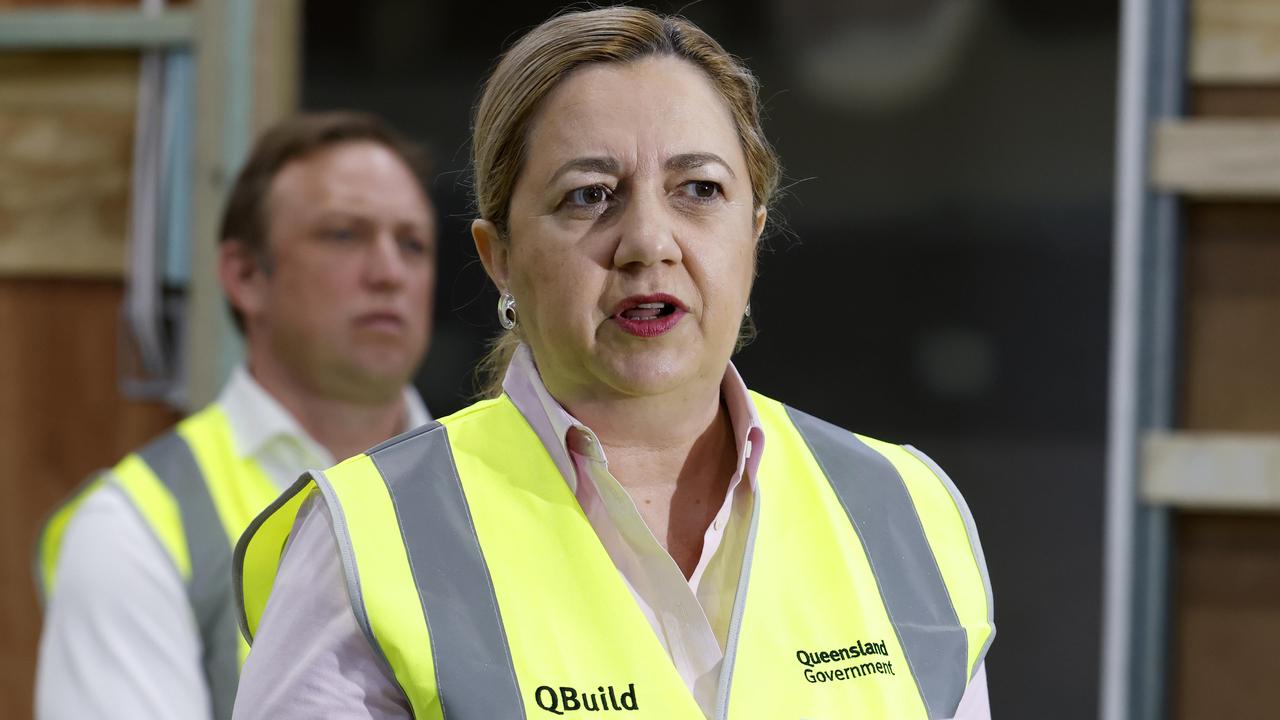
[216,364,431,463]
[501,343,765,493]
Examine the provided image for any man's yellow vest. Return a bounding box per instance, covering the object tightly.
[36,404,280,720]
[237,393,994,719]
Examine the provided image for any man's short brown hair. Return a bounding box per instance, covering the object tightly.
[218,111,430,329]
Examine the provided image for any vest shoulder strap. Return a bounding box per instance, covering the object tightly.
[33,471,108,605]
[238,423,458,718]
[237,397,530,719]
[902,444,995,676]
[36,403,243,720]
[752,392,994,717]
[861,437,996,680]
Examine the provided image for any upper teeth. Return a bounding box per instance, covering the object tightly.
[636,303,665,309]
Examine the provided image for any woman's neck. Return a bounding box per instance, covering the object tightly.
[566,383,737,578]
[571,379,709,455]
[558,373,735,492]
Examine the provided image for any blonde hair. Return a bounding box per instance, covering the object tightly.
[472,6,780,398]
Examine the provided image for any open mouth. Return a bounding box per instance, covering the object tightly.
[611,294,687,337]
[617,302,679,321]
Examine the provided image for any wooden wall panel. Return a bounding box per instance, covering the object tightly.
[1174,78,1280,717]
[1173,513,1280,719]
[1194,86,1280,118]
[0,52,137,278]
[0,278,178,719]
[1180,203,1280,432]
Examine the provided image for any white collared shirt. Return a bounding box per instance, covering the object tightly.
[233,348,989,719]
[35,366,428,720]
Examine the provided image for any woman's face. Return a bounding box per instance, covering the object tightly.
[479,55,765,404]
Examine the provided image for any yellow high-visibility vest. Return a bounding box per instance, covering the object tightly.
[238,392,994,719]
[37,404,280,720]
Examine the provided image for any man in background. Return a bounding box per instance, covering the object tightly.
[34,111,437,720]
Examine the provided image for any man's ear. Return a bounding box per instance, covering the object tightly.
[472,219,510,291]
[218,239,268,322]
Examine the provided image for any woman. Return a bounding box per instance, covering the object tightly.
[233,7,994,719]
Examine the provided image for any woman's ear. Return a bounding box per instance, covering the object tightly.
[472,219,510,290]
[753,206,768,241]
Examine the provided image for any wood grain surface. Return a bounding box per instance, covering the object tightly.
[1173,198,1280,716]
[1153,121,1280,198]
[1191,0,1280,83]
[0,52,137,278]
[0,278,178,719]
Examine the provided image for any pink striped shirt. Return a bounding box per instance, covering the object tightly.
[502,344,763,717]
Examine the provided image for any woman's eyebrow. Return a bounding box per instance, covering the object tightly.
[666,152,735,178]
[549,156,619,183]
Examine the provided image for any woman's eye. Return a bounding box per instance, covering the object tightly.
[679,180,722,200]
[565,184,611,207]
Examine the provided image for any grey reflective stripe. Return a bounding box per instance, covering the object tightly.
[137,431,239,720]
[904,445,996,679]
[785,406,968,720]
[369,422,526,719]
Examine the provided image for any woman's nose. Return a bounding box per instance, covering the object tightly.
[612,191,682,269]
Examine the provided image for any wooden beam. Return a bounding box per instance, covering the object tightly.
[1152,120,1280,197]
[0,8,194,50]
[1191,0,1280,83]
[1143,432,1280,510]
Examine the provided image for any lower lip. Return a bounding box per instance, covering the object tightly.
[612,308,686,337]
[357,316,404,333]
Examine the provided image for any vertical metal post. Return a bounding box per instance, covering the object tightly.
[1103,1,1187,719]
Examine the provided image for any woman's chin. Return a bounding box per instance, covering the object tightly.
[594,348,715,399]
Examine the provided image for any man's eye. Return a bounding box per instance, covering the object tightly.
[399,236,429,255]
[679,180,722,200]
[565,184,611,206]
[322,227,358,241]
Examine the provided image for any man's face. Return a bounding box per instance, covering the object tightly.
[242,140,435,404]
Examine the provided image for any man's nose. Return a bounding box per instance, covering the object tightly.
[363,232,408,288]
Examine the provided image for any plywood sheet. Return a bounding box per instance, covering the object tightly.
[0,278,178,719]
[0,52,136,277]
